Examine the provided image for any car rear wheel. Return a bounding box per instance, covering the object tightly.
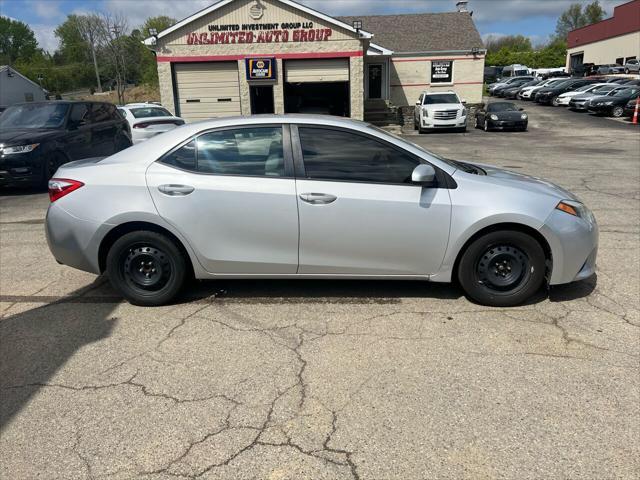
[612,106,624,118]
[458,230,546,307]
[106,231,187,306]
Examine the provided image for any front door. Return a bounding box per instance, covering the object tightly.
[367,64,383,99]
[293,126,451,275]
[146,125,299,274]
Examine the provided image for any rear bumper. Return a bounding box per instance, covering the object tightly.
[45,202,103,274]
[131,126,177,144]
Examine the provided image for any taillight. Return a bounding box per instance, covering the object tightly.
[48,178,84,202]
[133,122,149,129]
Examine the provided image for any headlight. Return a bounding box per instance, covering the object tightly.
[521,113,528,120]
[556,200,595,223]
[0,143,39,155]
[490,114,499,120]
[604,101,614,105]
[461,107,467,116]
[422,107,428,117]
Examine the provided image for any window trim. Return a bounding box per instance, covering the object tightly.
[157,123,295,179]
[291,124,450,188]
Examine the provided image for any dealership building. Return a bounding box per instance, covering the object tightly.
[567,0,640,73]
[145,0,485,122]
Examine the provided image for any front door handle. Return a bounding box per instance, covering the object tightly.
[158,184,195,196]
[299,193,337,205]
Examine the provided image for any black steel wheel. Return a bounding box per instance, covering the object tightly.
[106,231,187,306]
[41,152,64,187]
[458,230,546,307]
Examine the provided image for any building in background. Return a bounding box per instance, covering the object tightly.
[0,66,47,108]
[145,0,485,122]
[567,0,640,73]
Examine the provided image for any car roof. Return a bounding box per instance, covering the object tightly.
[421,90,457,95]
[9,100,113,107]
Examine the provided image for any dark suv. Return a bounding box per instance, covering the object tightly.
[0,101,132,187]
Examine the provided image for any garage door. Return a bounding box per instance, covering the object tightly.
[174,62,241,122]
[285,59,349,83]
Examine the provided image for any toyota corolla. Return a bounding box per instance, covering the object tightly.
[45,115,598,307]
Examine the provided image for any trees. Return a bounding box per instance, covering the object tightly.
[555,1,606,39]
[484,35,533,54]
[0,17,38,65]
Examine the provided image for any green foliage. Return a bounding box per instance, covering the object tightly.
[485,37,567,69]
[54,15,90,63]
[0,17,38,64]
[484,35,532,54]
[555,1,606,38]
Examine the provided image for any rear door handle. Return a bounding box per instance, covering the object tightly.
[299,193,337,205]
[158,184,195,196]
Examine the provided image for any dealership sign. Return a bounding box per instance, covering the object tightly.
[431,60,453,83]
[187,22,333,45]
[246,57,276,80]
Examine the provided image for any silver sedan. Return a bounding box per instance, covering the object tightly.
[45,115,598,307]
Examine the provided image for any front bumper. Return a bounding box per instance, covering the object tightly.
[541,208,599,285]
[421,115,467,129]
[487,119,527,130]
[0,151,42,186]
[587,104,614,114]
[568,100,589,111]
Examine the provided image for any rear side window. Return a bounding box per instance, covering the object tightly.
[69,103,90,125]
[91,103,110,123]
[131,107,172,118]
[160,127,284,177]
[298,127,418,184]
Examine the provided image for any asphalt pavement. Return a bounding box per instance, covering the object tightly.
[1,100,638,479]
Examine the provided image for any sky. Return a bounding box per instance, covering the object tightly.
[0,0,632,53]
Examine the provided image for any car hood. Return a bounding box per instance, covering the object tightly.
[455,161,579,201]
[490,111,526,120]
[0,128,62,145]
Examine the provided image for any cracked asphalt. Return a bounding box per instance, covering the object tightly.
[1,101,639,479]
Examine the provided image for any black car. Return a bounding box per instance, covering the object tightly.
[587,87,640,117]
[0,101,132,187]
[535,79,599,106]
[502,80,541,99]
[623,97,639,118]
[493,78,534,98]
[475,102,528,131]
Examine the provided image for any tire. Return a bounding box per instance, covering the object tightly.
[474,116,480,129]
[612,106,624,118]
[484,119,490,132]
[625,68,629,74]
[551,96,561,107]
[458,230,546,307]
[458,125,467,133]
[106,231,187,306]
[40,152,65,188]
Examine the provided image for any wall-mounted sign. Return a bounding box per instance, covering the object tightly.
[186,21,333,45]
[431,60,453,83]
[249,1,265,20]
[246,57,276,80]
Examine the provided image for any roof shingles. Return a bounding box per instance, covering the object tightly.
[337,12,483,53]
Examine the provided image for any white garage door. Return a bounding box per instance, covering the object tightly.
[174,62,241,122]
[285,59,349,83]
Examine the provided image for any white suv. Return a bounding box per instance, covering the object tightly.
[414,91,467,133]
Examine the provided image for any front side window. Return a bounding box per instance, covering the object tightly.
[298,127,418,184]
[196,127,284,176]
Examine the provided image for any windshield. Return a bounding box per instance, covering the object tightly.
[423,94,459,105]
[487,103,518,112]
[0,103,69,129]
[130,107,172,118]
[592,85,616,94]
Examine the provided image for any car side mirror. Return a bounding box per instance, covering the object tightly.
[519,107,524,111]
[461,99,467,104]
[415,101,421,106]
[412,164,436,186]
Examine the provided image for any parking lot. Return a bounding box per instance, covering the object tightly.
[1,101,638,479]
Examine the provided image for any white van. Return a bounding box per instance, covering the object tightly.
[501,64,530,78]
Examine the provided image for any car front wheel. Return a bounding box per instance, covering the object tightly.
[458,230,546,307]
[612,106,624,118]
[106,231,187,306]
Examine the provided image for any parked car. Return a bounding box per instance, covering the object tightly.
[488,76,534,95]
[624,59,639,74]
[623,97,639,118]
[568,84,626,110]
[484,66,504,84]
[502,80,541,99]
[475,102,528,131]
[414,91,467,133]
[572,63,596,77]
[519,78,567,100]
[596,64,625,75]
[556,82,610,106]
[494,78,535,97]
[117,103,185,144]
[45,115,597,307]
[0,101,131,187]
[535,79,599,106]
[587,87,640,117]
[604,77,632,84]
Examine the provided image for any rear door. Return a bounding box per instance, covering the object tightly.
[65,103,93,160]
[292,126,451,276]
[90,103,118,156]
[146,124,299,274]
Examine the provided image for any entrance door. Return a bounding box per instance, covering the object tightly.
[293,126,451,276]
[367,64,383,99]
[250,85,275,114]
